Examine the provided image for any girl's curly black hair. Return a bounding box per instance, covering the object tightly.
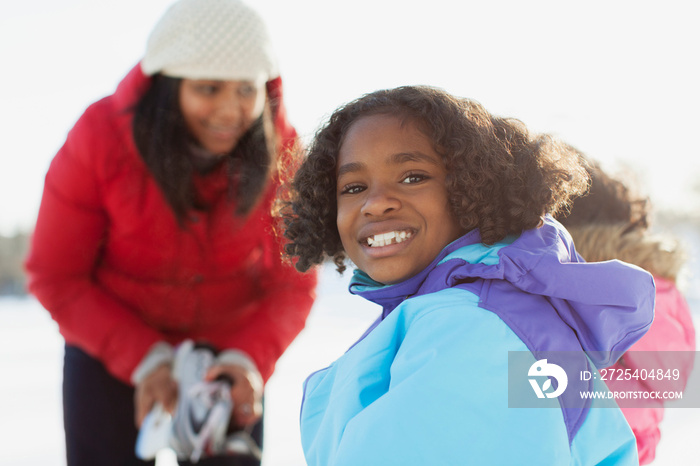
[282,85,589,273]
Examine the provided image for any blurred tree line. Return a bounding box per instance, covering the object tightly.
[0,231,29,295]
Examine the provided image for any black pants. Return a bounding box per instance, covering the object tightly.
[63,345,263,466]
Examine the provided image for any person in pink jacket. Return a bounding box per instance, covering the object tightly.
[556,157,696,464]
[24,0,316,464]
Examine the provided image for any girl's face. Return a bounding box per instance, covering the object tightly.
[179,79,266,155]
[336,114,465,285]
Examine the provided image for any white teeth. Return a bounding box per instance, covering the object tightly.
[366,230,413,247]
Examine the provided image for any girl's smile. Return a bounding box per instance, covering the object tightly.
[358,222,416,259]
[336,114,465,285]
[363,229,414,247]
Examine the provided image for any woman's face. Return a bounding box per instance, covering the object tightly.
[336,114,465,285]
[179,79,266,155]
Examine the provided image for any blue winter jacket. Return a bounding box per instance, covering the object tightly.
[300,216,655,465]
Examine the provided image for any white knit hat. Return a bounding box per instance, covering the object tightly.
[142,0,279,83]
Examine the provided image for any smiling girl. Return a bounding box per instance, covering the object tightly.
[283,86,656,465]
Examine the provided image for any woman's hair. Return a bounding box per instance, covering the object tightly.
[132,74,276,225]
[556,157,649,231]
[556,156,686,281]
[282,85,589,273]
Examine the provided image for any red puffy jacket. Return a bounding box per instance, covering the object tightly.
[25,64,317,384]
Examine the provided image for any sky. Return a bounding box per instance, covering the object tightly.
[1,0,699,236]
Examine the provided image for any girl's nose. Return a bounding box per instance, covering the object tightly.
[361,185,401,217]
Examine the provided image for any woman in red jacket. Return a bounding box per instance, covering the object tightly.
[24,0,317,465]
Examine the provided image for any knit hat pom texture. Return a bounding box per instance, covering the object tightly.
[142,0,278,83]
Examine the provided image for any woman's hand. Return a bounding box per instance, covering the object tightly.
[134,363,178,427]
[206,363,263,427]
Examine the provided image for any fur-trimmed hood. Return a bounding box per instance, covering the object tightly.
[565,223,686,282]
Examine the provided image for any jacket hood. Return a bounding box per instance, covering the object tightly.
[112,63,153,112]
[565,223,685,283]
[350,215,655,368]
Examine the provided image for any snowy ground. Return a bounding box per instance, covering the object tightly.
[3,243,700,465]
[0,266,380,466]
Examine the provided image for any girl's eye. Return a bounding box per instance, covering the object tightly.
[340,184,365,195]
[401,173,429,184]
